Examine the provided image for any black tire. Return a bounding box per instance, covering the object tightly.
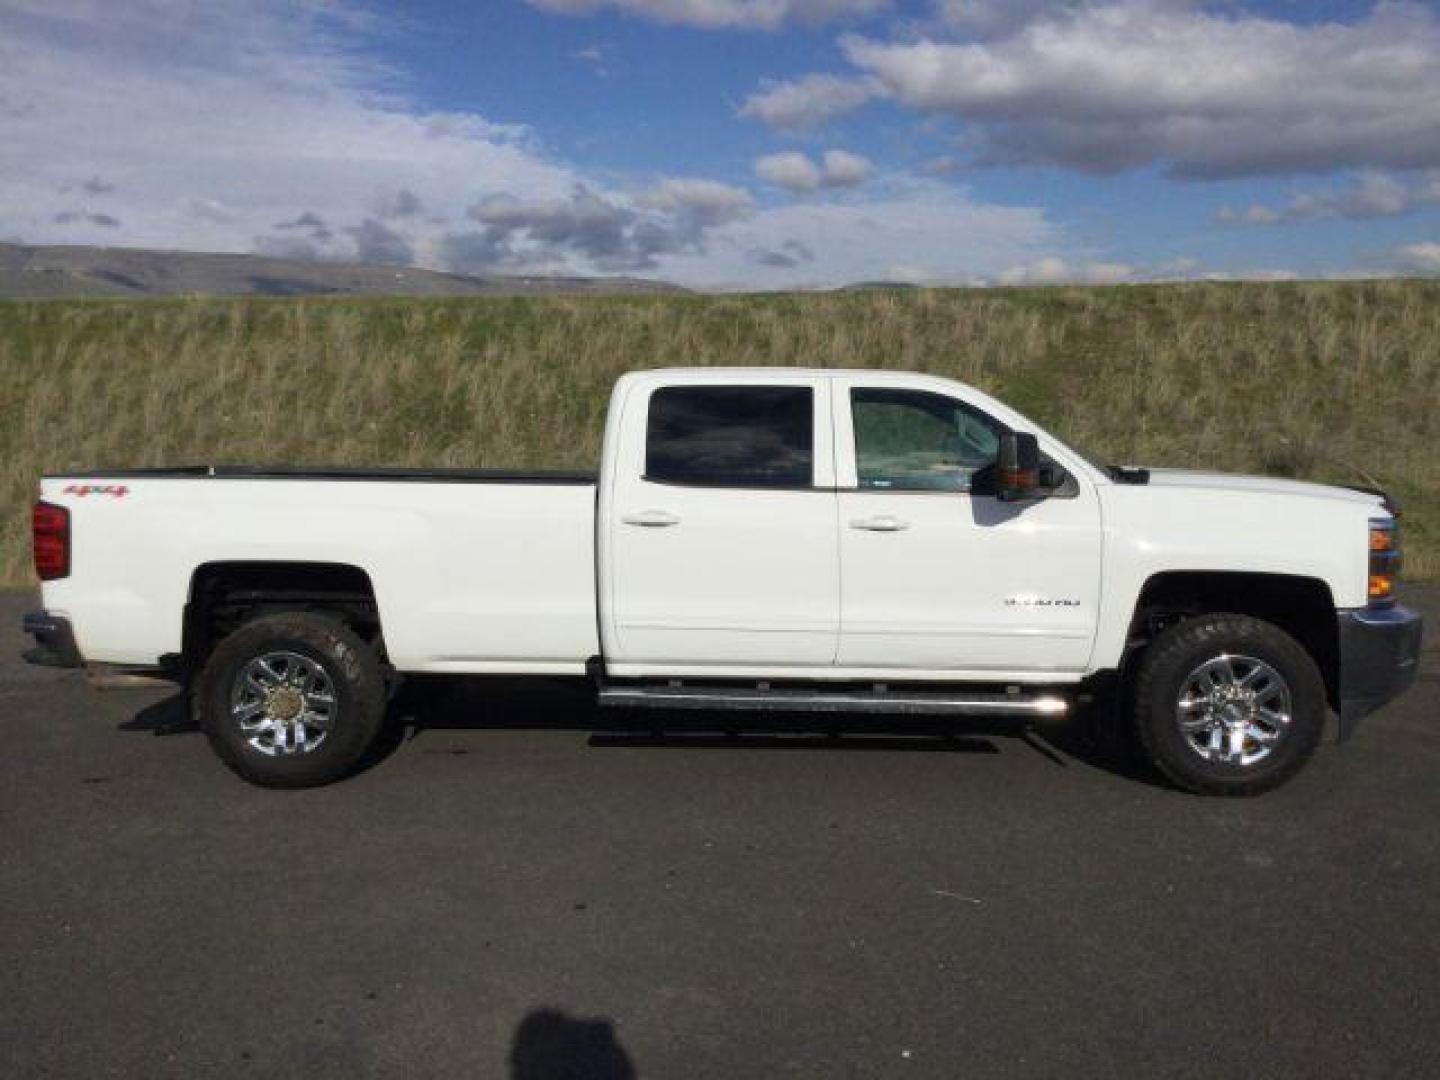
[195,612,386,788]
[1132,613,1326,796]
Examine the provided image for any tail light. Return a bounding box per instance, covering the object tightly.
[1368,517,1400,603]
[33,501,70,581]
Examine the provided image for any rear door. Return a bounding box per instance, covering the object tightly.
[602,376,839,671]
[833,378,1102,675]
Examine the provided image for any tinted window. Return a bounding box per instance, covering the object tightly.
[647,385,814,488]
[851,388,1002,492]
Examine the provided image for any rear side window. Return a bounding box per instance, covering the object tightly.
[646,385,814,488]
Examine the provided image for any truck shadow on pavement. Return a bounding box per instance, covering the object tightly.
[117,676,1165,788]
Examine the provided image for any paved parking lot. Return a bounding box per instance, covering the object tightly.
[2,587,1437,1078]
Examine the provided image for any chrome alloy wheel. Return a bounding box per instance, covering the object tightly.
[1176,654,1293,766]
[229,651,336,756]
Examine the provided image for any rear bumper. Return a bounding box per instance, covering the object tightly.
[1337,603,1423,739]
[21,611,83,669]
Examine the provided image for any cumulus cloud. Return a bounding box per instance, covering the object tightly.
[526,0,889,31]
[996,257,1135,287]
[755,150,873,192]
[638,178,754,221]
[185,199,240,225]
[345,219,414,265]
[445,178,754,273]
[932,1,1077,38]
[747,1,1440,177]
[375,188,423,220]
[657,178,1059,288]
[739,74,879,129]
[0,0,580,260]
[0,0,1076,288]
[1399,242,1440,273]
[1216,170,1440,226]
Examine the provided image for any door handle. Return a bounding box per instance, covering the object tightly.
[622,509,681,528]
[850,515,910,532]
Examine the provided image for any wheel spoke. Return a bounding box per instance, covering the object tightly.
[300,708,331,732]
[1256,705,1289,727]
[233,699,265,722]
[241,716,275,737]
[255,657,285,685]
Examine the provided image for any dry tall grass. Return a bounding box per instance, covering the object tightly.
[2,280,1437,586]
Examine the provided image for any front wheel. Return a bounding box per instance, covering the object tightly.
[195,612,386,788]
[1132,613,1327,796]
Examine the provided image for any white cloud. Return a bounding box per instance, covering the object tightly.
[739,74,880,129]
[0,0,583,263]
[526,0,889,30]
[748,2,1440,177]
[639,178,755,217]
[0,0,1074,289]
[1216,170,1440,226]
[932,0,1080,37]
[818,149,872,186]
[656,178,1059,288]
[996,257,1135,286]
[755,150,873,192]
[1399,242,1440,272]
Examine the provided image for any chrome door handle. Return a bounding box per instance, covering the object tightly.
[850,515,910,532]
[622,509,681,527]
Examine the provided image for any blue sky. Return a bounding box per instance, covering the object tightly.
[2,0,1439,288]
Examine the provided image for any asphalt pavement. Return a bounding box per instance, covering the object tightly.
[2,587,1437,1079]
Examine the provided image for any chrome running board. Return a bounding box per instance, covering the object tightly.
[597,683,1069,718]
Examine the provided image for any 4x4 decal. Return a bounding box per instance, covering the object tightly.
[62,484,129,499]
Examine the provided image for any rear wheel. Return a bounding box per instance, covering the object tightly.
[1132,613,1326,796]
[195,612,386,788]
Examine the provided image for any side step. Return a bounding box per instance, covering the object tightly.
[597,683,1069,718]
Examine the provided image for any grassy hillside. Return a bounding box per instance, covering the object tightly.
[2,280,1437,586]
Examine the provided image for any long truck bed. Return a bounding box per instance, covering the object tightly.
[39,470,601,673]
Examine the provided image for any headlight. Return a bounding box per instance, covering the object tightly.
[1368,517,1401,603]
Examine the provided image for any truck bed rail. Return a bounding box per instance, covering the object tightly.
[44,465,597,484]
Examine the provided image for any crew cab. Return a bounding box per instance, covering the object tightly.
[23,368,1422,794]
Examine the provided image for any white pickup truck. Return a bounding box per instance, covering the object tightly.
[24,367,1421,794]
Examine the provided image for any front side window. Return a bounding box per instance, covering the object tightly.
[647,385,814,488]
[851,388,1003,492]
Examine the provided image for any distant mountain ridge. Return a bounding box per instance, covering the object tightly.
[0,242,688,300]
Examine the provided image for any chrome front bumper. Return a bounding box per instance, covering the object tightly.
[1337,603,1423,739]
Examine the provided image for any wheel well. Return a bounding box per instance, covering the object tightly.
[1128,571,1339,709]
[183,562,382,671]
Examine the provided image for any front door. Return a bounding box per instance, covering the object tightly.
[833,381,1102,676]
[604,377,839,671]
